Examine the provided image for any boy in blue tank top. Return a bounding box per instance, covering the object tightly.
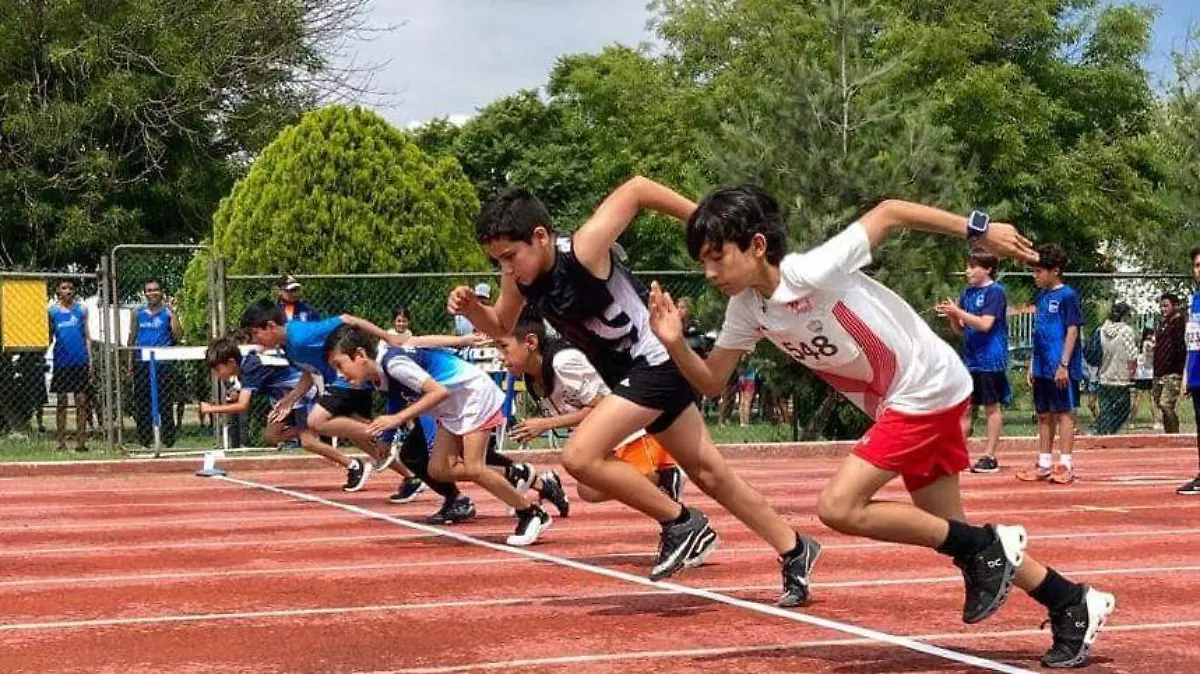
[127,279,182,448]
[48,279,91,451]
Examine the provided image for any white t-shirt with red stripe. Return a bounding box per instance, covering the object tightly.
[714,222,972,418]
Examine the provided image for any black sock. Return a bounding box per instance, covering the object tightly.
[486,446,513,469]
[780,533,804,560]
[935,520,994,559]
[1030,568,1084,613]
[660,506,689,528]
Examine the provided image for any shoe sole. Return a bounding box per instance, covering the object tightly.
[970,466,1001,474]
[779,539,822,608]
[965,524,1028,625]
[1176,490,1200,496]
[506,514,552,547]
[1044,588,1116,668]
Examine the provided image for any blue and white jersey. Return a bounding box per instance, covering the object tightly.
[377,347,503,435]
[49,303,88,367]
[1032,284,1085,381]
[239,350,314,409]
[959,282,1008,373]
[1186,290,1200,389]
[134,306,177,360]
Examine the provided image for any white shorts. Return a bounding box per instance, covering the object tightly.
[433,375,505,436]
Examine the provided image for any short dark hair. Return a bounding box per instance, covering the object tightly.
[1109,302,1131,322]
[687,186,787,265]
[392,305,410,321]
[144,278,162,290]
[513,307,548,351]
[967,251,1000,278]
[57,278,75,289]
[326,324,375,358]
[240,299,286,330]
[206,337,242,369]
[475,188,555,244]
[1161,292,1181,306]
[1191,245,1200,263]
[1034,244,1067,273]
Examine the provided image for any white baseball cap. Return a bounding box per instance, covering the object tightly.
[473,283,491,299]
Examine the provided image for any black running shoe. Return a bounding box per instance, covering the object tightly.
[657,466,685,502]
[537,471,570,518]
[955,524,1027,624]
[1176,476,1200,496]
[779,535,822,607]
[427,497,476,525]
[970,455,1000,474]
[1041,586,1116,668]
[343,458,369,492]
[507,505,551,546]
[389,478,426,504]
[650,507,717,581]
[505,463,536,492]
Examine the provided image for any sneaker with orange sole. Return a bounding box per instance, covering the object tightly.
[1016,465,1051,482]
[1048,464,1075,484]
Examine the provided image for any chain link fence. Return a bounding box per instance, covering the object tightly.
[0,262,1195,458]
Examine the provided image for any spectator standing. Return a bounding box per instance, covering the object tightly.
[1177,247,1200,495]
[48,280,91,451]
[1132,328,1157,429]
[277,275,320,322]
[455,284,491,336]
[1095,303,1138,435]
[937,252,1009,473]
[1154,293,1187,433]
[128,279,183,448]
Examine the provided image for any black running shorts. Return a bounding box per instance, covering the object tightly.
[317,386,373,420]
[610,358,698,434]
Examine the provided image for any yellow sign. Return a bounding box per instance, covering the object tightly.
[1,279,50,350]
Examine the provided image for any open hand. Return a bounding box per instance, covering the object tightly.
[366,414,403,437]
[648,281,684,347]
[509,418,549,443]
[980,222,1038,264]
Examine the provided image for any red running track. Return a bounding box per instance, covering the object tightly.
[0,445,1198,673]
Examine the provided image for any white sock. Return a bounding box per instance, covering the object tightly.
[1060,454,1073,469]
[1038,453,1052,469]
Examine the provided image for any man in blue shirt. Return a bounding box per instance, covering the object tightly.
[48,279,91,452]
[127,279,183,448]
[937,252,1009,473]
[276,275,321,322]
[1018,245,1084,485]
[1178,246,1200,496]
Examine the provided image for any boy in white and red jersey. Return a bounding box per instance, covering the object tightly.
[647,184,1114,669]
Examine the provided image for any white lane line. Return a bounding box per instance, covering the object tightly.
[374,621,1200,674]
[217,475,1037,674]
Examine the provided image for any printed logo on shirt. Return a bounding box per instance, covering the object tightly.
[1048,300,1060,314]
[806,320,823,334]
[974,294,985,309]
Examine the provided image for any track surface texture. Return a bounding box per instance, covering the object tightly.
[1,444,1196,673]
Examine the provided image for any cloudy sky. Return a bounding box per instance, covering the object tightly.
[337,0,1197,128]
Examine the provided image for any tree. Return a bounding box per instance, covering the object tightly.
[181,105,486,339]
[0,0,376,270]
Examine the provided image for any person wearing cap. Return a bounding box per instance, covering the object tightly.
[1094,301,1139,435]
[277,275,321,323]
[454,283,491,336]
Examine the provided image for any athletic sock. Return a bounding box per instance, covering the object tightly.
[1030,568,1085,613]
[935,520,994,559]
[780,533,804,560]
[1038,453,1052,469]
[660,506,689,528]
[1060,454,1073,469]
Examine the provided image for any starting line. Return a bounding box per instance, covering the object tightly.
[215,474,1038,674]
